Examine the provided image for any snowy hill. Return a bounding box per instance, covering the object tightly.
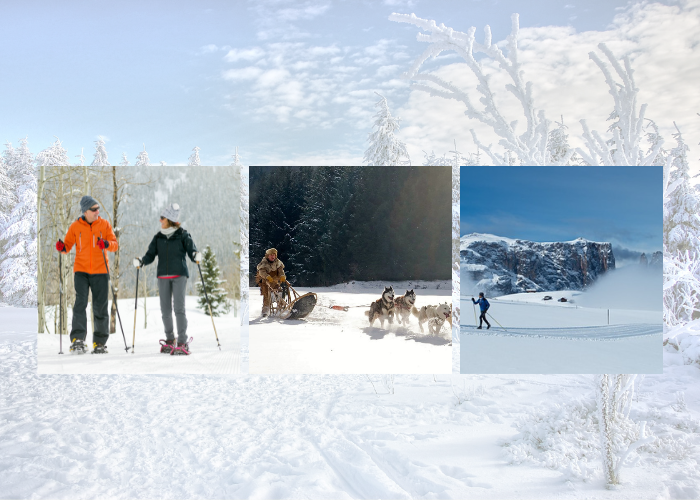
[460,233,615,296]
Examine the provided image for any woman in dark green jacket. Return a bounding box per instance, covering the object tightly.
[133,203,201,354]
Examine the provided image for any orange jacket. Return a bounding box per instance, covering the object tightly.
[62,216,118,274]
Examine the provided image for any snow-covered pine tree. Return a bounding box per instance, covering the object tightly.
[75,148,86,167]
[120,153,129,166]
[547,117,583,165]
[0,158,13,228]
[36,138,70,167]
[363,93,410,166]
[135,145,150,166]
[196,245,231,316]
[662,124,700,325]
[0,138,37,306]
[231,147,243,167]
[91,136,109,166]
[188,146,201,166]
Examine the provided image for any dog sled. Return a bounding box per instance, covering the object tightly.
[266,280,318,319]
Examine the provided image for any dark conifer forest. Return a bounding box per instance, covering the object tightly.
[250,166,451,286]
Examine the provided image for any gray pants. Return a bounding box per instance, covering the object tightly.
[158,276,188,343]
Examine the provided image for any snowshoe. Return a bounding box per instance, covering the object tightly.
[91,342,108,354]
[70,338,87,354]
[288,292,317,320]
[159,339,175,354]
[171,337,193,356]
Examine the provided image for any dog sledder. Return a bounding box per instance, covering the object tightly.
[256,248,317,319]
[365,285,452,335]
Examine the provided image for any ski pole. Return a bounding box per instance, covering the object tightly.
[472,301,478,327]
[58,252,63,354]
[197,262,222,351]
[486,311,507,331]
[98,238,129,353]
[132,267,139,353]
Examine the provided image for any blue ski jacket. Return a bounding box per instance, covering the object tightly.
[472,297,490,312]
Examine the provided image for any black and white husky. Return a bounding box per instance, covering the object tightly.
[365,286,395,328]
[412,302,451,335]
[394,289,417,326]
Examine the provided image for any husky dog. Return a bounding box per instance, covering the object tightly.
[412,302,451,335]
[394,289,417,326]
[365,286,395,328]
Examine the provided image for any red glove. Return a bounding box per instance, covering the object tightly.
[55,240,66,253]
[97,238,109,249]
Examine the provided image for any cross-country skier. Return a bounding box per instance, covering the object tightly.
[132,204,202,354]
[55,195,118,354]
[256,248,286,317]
[472,292,491,329]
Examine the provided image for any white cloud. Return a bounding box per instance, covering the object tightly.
[199,44,220,54]
[224,47,266,62]
[222,66,264,81]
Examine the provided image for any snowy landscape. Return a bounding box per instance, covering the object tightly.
[249,281,452,374]
[37,296,240,374]
[3,306,700,499]
[460,291,662,374]
[0,0,699,497]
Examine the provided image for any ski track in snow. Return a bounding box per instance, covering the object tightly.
[462,323,661,340]
[2,307,700,499]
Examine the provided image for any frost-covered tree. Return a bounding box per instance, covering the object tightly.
[662,124,700,325]
[196,245,231,316]
[0,139,37,306]
[75,148,86,167]
[575,45,664,166]
[36,138,69,167]
[231,146,243,167]
[0,160,13,227]
[390,13,554,166]
[135,145,150,166]
[363,93,410,166]
[390,13,663,167]
[595,375,653,488]
[188,146,201,166]
[91,136,110,166]
[120,152,129,167]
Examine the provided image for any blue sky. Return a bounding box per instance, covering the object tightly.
[2,0,696,166]
[460,166,662,254]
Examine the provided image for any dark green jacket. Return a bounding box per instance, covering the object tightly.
[141,228,197,278]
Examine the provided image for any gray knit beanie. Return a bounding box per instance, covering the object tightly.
[80,195,99,213]
[160,203,181,223]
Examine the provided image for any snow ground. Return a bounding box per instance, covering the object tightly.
[37,296,240,374]
[249,281,452,374]
[1,306,699,499]
[460,292,663,374]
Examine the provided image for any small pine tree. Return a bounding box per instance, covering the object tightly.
[195,245,231,316]
[120,152,129,166]
[363,93,410,166]
[230,146,242,166]
[188,146,201,166]
[135,144,150,166]
[91,136,109,166]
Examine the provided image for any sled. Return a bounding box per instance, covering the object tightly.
[266,281,317,319]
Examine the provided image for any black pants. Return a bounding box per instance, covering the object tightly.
[70,272,110,345]
[479,310,490,327]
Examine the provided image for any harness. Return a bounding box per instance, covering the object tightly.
[395,296,413,311]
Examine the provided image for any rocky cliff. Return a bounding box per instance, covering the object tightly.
[460,233,616,296]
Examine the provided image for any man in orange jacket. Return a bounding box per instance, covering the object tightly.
[55,195,118,354]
